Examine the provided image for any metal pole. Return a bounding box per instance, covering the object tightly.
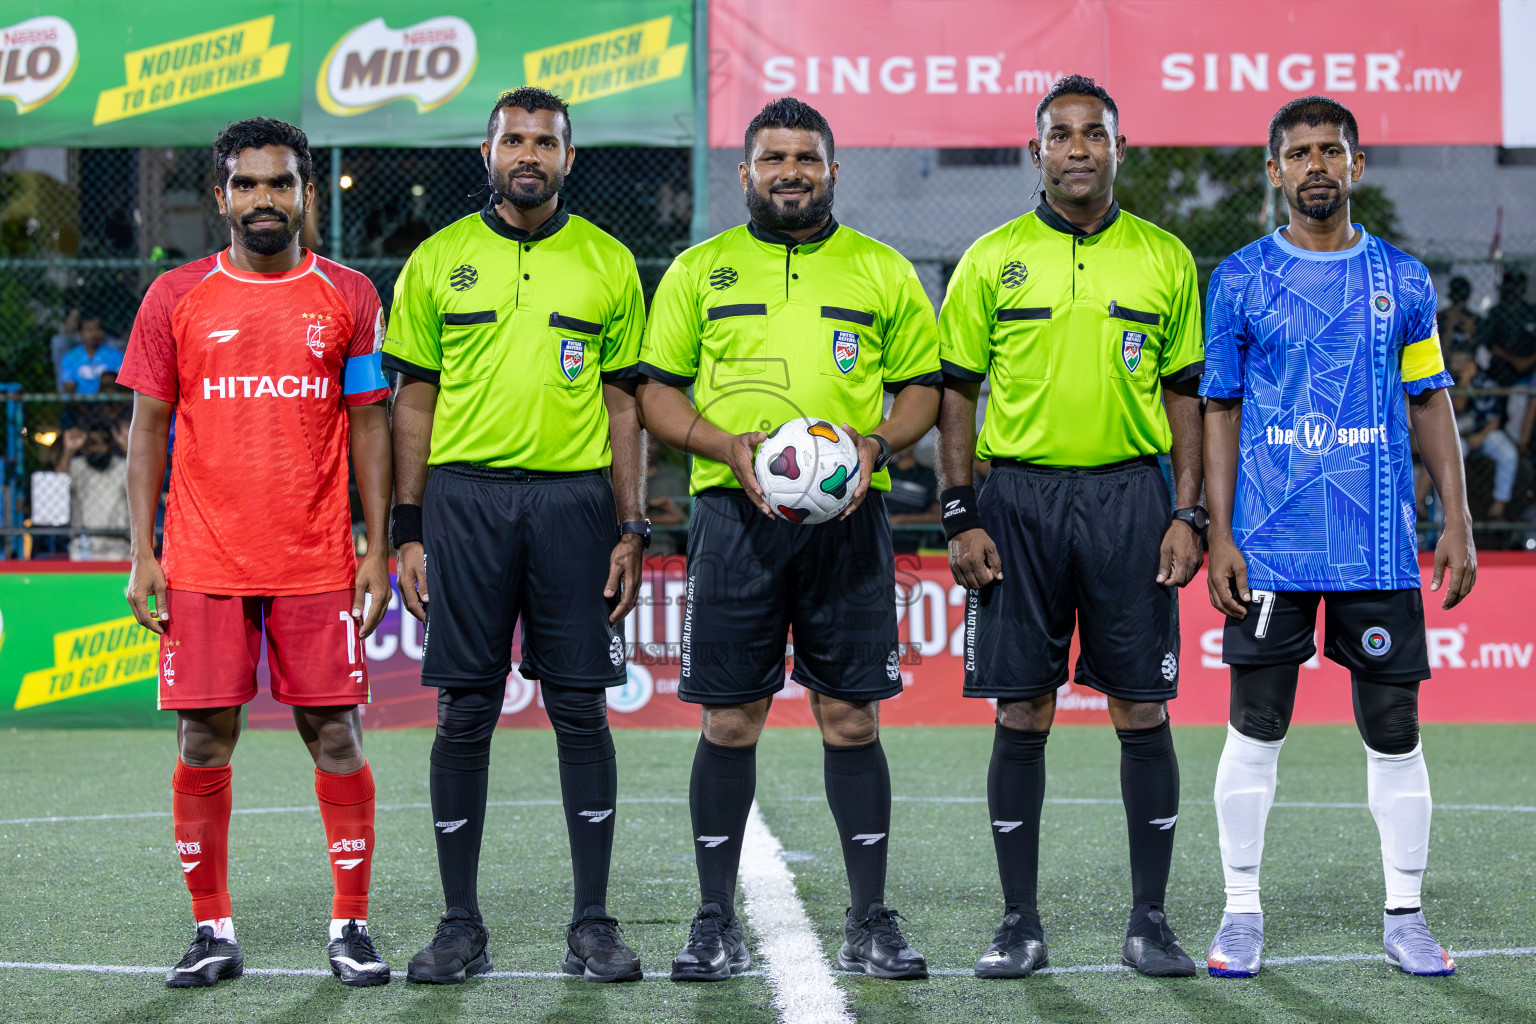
[330,146,344,259]
[689,0,710,246]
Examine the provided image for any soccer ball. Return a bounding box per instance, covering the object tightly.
[753,418,862,524]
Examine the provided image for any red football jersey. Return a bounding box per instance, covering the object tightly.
[118,249,390,596]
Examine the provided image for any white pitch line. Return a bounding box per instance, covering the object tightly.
[5,947,1533,982]
[6,795,1536,828]
[0,796,690,827]
[0,961,762,981]
[739,800,854,1024]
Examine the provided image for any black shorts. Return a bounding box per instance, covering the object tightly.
[420,464,624,690]
[963,457,1180,703]
[679,489,899,705]
[1221,587,1430,684]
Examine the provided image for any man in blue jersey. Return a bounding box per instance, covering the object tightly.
[1200,97,1476,979]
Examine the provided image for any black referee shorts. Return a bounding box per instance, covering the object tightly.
[420,464,624,691]
[1221,587,1430,684]
[964,456,1180,703]
[679,488,899,706]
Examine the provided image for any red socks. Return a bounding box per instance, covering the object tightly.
[315,762,376,920]
[172,759,233,921]
[173,759,375,923]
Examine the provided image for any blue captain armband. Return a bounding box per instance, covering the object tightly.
[343,351,388,395]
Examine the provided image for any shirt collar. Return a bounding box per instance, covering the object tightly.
[1034,197,1120,238]
[214,247,317,282]
[479,196,570,244]
[747,214,840,249]
[1270,223,1370,261]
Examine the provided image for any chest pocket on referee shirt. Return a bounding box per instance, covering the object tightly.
[441,309,499,383]
[819,306,878,383]
[1106,301,1162,382]
[991,307,1053,381]
[547,312,603,390]
[703,303,772,388]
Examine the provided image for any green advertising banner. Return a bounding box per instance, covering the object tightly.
[0,0,694,148]
[0,571,171,729]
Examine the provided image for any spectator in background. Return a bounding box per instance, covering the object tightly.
[1479,267,1536,451]
[645,431,690,554]
[58,313,125,394]
[885,445,939,524]
[1437,276,1478,363]
[1450,349,1519,522]
[54,410,131,560]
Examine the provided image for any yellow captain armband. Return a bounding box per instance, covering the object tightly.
[1400,335,1446,383]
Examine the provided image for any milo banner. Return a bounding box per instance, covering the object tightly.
[0,0,694,148]
[3,556,1534,729]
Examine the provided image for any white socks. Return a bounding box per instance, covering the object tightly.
[196,916,235,941]
[1365,741,1432,910]
[1213,724,1284,915]
[330,917,366,940]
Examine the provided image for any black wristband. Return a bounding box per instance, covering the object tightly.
[940,485,984,541]
[868,433,893,473]
[391,503,423,549]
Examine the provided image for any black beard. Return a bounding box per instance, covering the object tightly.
[493,163,565,210]
[1288,179,1348,221]
[746,180,835,232]
[235,208,300,256]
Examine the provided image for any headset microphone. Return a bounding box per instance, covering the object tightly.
[1049,176,1062,186]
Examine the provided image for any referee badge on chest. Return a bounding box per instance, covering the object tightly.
[833,330,860,374]
[1121,330,1146,373]
[559,338,585,381]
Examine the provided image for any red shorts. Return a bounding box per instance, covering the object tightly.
[157,589,369,710]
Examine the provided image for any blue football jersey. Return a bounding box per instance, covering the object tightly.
[1200,226,1453,591]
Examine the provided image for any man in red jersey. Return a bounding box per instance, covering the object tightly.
[119,118,394,989]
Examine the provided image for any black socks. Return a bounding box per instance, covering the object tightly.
[988,725,1049,911]
[689,736,757,919]
[429,732,490,919]
[544,682,619,922]
[824,739,892,916]
[1118,719,1180,911]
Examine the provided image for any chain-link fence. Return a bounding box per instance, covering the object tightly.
[3,142,1535,560]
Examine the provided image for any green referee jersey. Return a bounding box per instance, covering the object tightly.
[939,200,1203,467]
[382,200,643,470]
[641,217,941,494]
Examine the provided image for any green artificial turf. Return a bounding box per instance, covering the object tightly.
[1,724,1532,1023]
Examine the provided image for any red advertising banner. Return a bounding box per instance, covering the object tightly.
[707,0,1505,148]
[244,554,1536,730]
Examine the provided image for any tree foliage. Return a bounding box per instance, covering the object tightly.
[1115,146,1401,284]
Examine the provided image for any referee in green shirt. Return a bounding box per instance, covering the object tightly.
[936,76,1206,979]
[384,88,648,985]
[638,98,939,982]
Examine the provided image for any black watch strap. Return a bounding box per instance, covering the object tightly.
[869,433,893,473]
[1172,505,1209,536]
[619,519,652,548]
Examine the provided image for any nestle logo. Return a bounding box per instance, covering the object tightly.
[4,29,57,46]
[402,28,456,46]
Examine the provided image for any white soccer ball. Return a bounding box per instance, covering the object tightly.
[753,418,862,524]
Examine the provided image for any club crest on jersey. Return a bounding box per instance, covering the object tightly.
[833,330,859,374]
[449,264,478,291]
[1362,627,1392,656]
[306,323,326,358]
[1370,290,1394,318]
[1001,260,1027,289]
[560,338,584,381]
[1121,330,1146,373]
[709,266,737,290]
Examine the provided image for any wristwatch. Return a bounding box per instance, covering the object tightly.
[619,519,652,549]
[1172,506,1209,540]
[868,433,893,473]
